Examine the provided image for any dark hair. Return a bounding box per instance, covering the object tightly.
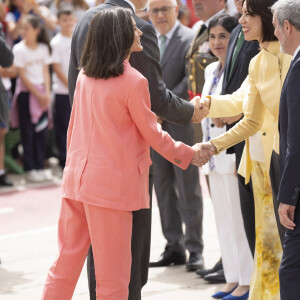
[57,9,74,19]
[80,7,134,79]
[246,0,278,42]
[208,14,239,34]
[24,15,52,54]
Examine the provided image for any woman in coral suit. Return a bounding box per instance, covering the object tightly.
[41,7,206,300]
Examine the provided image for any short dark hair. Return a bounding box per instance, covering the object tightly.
[208,14,239,34]
[80,7,134,79]
[57,9,74,19]
[246,0,278,42]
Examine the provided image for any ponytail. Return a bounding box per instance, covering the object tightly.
[24,15,52,54]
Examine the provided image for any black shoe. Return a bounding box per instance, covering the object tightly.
[196,258,223,277]
[149,248,186,267]
[203,269,226,283]
[0,173,13,187]
[186,252,204,272]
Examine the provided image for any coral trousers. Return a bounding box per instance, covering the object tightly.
[42,198,133,300]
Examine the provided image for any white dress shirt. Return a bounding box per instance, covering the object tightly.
[292,44,300,61]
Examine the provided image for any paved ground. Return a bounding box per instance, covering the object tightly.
[0,165,223,300]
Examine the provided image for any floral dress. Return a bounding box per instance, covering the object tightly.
[249,161,282,300]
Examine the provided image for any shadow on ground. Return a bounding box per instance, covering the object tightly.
[0,266,31,295]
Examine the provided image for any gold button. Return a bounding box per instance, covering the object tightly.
[203,59,207,64]
[175,159,181,164]
[189,75,193,80]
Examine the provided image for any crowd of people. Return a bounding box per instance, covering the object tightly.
[0,0,108,185]
[1,0,300,300]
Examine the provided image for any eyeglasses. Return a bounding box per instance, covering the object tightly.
[148,6,175,16]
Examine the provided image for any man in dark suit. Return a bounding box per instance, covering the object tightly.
[147,0,204,272]
[68,1,207,299]
[272,1,300,299]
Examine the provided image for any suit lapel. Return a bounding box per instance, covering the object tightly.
[226,29,249,87]
[161,25,180,68]
[282,51,299,91]
[223,26,240,84]
[292,50,300,66]
[278,52,299,132]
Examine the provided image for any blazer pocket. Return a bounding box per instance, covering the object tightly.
[137,148,152,174]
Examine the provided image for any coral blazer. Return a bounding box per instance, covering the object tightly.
[61,61,194,211]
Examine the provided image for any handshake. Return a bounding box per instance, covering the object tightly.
[190,96,210,123]
[190,96,243,126]
[191,142,216,167]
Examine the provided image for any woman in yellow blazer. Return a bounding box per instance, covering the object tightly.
[41,8,205,300]
[201,0,292,299]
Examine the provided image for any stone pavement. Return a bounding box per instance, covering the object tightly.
[0,165,223,300]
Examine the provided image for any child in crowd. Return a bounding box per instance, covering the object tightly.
[50,9,75,169]
[11,14,52,183]
[0,24,14,187]
[5,0,57,46]
[50,0,89,22]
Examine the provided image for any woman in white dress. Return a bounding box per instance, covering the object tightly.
[201,14,253,300]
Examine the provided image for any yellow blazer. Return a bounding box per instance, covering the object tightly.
[208,42,292,183]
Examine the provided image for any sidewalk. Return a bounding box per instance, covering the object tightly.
[0,166,223,299]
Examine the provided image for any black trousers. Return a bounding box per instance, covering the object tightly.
[87,174,154,300]
[17,92,47,171]
[279,203,300,300]
[233,141,256,257]
[269,151,286,246]
[54,94,71,168]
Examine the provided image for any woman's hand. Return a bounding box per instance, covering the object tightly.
[191,142,216,166]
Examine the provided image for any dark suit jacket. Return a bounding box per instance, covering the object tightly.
[161,23,194,101]
[68,0,194,127]
[278,50,300,206]
[0,24,14,127]
[222,24,259,154]
[160,23,195,145]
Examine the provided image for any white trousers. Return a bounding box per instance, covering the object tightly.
[209,171,253,285]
